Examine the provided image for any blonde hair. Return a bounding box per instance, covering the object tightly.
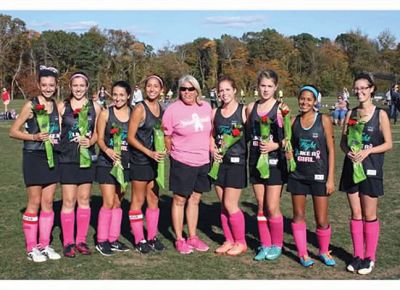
[178,75,203,105]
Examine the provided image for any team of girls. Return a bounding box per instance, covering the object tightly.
[9,68,392,275]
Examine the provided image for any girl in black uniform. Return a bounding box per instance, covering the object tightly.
[127,74,166,254]
[58,72,101,257]
[340,73,392,275]
[95,81,132,256]
[246,70,286,261]
[287,85,335,268]
[9,66,62,262]
[212,76,247,256]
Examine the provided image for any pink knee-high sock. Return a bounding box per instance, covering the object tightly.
[61,211,75,246]
[316,226,331,255]
[22,212,39,252]
[146,208,160,241]
[269,215,283,247]
[221,209,234,243]
[76,207,91,244]
[292,222,308,257]
[97,207,112,243]
[129,210,144,244]
[350,219,364,259]
[229,210,246,245]
[39,210,54,247]
[109,208,123,243]
[364,220,380,261]
[257,212,271,247]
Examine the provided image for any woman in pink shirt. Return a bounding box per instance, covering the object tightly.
[162,75,213,254]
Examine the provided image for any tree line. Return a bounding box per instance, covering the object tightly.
[1,13,399,100]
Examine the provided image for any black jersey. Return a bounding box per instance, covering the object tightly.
[342,108,384,180]
[248,100,284,167]
[59,100,96,164]
[97,106,131,169]
[130,101,163,165]
[23,97,61,152]
[214,104,247,165]
[290,113,328,183]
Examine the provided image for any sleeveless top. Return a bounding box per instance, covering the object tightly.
[59,100,96,164]
[290,113,328,183]
[23,97,61,152]
[248,100,284,167]
[97,106,131,169]
[130,101,163,165]
[213,103,247,165]
[343,108,384,179]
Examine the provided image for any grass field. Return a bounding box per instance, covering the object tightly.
[0,97,399,280]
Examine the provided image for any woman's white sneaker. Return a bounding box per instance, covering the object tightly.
[27,247,47,263]
[41,245,61,260]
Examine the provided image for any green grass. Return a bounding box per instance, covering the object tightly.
[0,98,399,280]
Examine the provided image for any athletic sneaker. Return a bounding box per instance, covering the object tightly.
[27,247,47,263]
[95,241,114,257]
[135,240,152,254]
[175,238,193,255]
[41,245,61,260]
[358,258,375,275]
[319,251,336,266]
[254,245,271,261]
[76,242,91,255]
[214,241,234,255]
[347,256,363,273]
[265,245,282,260]
[110,240,130,252]
[63,243,76,258]
[148,237,165,252]
[187,236,209,252]
[300,255,315,268]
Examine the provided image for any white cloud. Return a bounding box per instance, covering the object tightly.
[204,15,266,28]
[29,20,98,32]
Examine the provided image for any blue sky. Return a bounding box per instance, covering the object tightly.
[3,10,400,51]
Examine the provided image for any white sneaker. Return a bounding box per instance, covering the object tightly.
[41,245,61,260]
[27,247,47,263]
[358,258,375,275]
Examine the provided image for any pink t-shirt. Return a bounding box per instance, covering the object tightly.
[162,99,212,167]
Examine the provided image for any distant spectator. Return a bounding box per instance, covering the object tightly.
[210,88,218,108]
[97,86,110,109]
[342,87,350,101]
[333,95,348,126]
[388,84,400,124]
[2,88,10,113]
[131,85,143,107]
[316,92,322,110]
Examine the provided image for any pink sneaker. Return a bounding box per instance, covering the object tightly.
[187,236,209,252]
[175,238,193,255]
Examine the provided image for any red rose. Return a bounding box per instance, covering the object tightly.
[281,109,290,117]
[35,104,45,110]
[110,128,119,135]
[348,119,358,126]
[261,115,269,123]
[232,128,241,137]
[73,108,81,116]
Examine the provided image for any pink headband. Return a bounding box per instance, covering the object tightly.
[146,75,164,87]
[70,73,89,84]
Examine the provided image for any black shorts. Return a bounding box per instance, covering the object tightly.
[23,150,60,186]
[339,174,383,197]
[169,157,211,196]
[287,177,327,196]
[213,163,247,189]
[129,162,157,181]
[60,163,96,184]
[96,166,130,185]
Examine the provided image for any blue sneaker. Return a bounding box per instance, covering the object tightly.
[319,251,336,266]
[265,245,282,260]
[253,246,271,261]
[300,256,315,268]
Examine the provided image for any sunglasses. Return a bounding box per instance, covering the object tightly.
[179,86,196,92]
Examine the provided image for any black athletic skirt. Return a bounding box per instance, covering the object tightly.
[23,150,60,186]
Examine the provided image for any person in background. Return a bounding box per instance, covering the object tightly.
[162,75,212,255]
[9,65,62,262]
[343,87,350,101]
[210,88,218,108]
[2,87,10,113]
[333,95,348,127]
[131,85,144,107]
[339,73,392,275]
[97,86,110,110]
